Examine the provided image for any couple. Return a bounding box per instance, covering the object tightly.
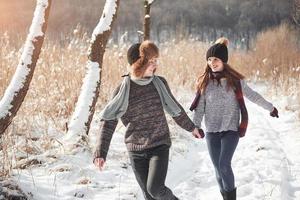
[93,39,279,200]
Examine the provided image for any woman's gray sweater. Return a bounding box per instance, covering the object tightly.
[193,79,274,133]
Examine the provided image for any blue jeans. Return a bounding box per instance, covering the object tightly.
[206,130,239,192]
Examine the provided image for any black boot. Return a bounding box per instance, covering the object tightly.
[224,188,236,200]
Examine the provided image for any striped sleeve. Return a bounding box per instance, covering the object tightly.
[94,85,121,161]
[94,119,118,161]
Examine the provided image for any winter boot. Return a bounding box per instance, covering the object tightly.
[224,188,236,200]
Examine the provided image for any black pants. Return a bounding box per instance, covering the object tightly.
[128,144,177,200]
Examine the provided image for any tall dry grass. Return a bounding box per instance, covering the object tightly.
[0,24,299,176]
[249,24,300,95]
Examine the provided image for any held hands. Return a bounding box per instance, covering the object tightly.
[94,158,105,171]
[192,128,205,139]
[270,107,279,118]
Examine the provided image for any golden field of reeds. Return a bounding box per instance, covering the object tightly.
[1,23,300,133]
[0,23,299,176]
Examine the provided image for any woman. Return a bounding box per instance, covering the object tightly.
[94,40,202,200]
[190,37,279,200]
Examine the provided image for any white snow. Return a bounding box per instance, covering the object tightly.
[11,81,300,200]
[66,61,100,141]
[0,0,49,119]
[147,0,155,5]
[91,0,118,43]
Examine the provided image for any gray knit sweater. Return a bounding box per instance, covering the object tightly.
[94,76,195,160]
[193,79,274,133]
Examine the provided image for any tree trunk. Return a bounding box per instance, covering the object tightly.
[67,0,120,139]
[246,29,250,50]
[293,0,300,26]
[143,0,153,41]
[0,0,52,136]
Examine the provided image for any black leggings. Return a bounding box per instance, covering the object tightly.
[128,145,177,200]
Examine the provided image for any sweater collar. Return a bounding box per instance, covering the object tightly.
[130,75,154,86]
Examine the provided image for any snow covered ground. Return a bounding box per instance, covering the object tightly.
[10,81,300,200]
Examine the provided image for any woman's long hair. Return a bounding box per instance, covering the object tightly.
[196,63,245,93]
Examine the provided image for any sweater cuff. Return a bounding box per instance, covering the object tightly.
[187,122,196,132]
[93,149,108,162]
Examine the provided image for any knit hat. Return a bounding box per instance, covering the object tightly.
[127,43,141,65]
[206,37,229,63]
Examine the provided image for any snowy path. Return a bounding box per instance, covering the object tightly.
[169,98,300,200]
[12,85,300,200]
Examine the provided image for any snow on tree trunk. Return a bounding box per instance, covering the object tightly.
[0,0,52,136]
[66,0,120,145]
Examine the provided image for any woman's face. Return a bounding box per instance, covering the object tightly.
[207,57,224,72]
[143,57,159,77]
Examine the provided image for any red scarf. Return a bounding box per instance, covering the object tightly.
[190,78,248,137]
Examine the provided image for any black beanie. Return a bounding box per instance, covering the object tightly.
[127,43,141,65]
[206,43,228,63]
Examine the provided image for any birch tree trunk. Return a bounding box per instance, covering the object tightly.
[66,0,120,142]
[0,0,52,136]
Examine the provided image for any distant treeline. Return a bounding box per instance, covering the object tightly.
[0,0,296,48]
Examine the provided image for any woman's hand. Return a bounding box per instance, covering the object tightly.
[94,158,105,171]
[192,128,205,139]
